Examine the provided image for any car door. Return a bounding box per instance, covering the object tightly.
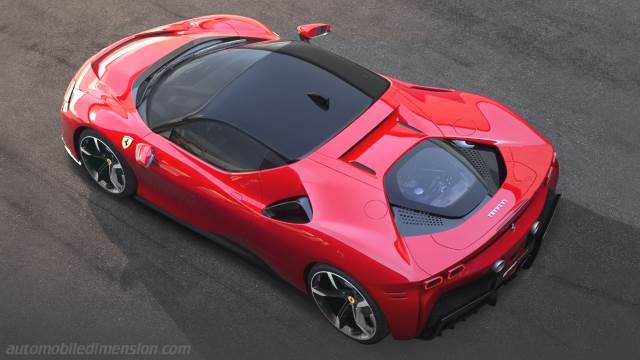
[135,119,284,248]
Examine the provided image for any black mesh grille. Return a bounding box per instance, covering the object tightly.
[429,273,495,325]
[395,206,444,226]
[459,148,492,180]
[421,273,496,338]
[451,141,506,193]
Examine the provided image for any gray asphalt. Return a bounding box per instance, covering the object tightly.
[1,1,639,359]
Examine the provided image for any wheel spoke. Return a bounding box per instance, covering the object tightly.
[311,287,345,298]
[109,163,124,192]
[95,162,108,182]
[335,301,351,329]
[80,146,107,160]
[353,305,375,337]
[86,153,107,160]
[327,272,339,289]
[311,287,326,296]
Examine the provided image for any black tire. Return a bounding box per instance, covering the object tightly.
[307,264,389,344]
[77,128,137,197]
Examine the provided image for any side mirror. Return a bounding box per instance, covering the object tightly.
[135,143,155,168]
[297,23,331,42]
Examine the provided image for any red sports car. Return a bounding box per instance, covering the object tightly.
[60,15,560,343]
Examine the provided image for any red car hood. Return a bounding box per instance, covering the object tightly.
[310,78,555,276]
[76,15,278,101]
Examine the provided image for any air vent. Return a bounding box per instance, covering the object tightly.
[263,197,313,224]
[449,140,506,193]
[458,148,492,180]
[395,206,444,227]
[410,85,454,93]
[349,161,376,175]
[397,121,423,134]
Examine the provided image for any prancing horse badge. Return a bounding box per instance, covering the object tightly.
[121,136,133,149]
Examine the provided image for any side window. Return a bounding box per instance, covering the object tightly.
[169,120,286,172]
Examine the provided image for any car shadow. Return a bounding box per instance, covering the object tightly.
[84,172,640,358]
[83,175,323,358]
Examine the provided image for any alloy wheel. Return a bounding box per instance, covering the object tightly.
[310,271,377,341]
[79,136,126,194]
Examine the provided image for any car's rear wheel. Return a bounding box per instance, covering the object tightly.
[308,264,388,344]
[77,129,136,197]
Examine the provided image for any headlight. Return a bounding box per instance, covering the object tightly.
[61,80,76,112]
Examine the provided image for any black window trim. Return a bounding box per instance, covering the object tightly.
[165,116,290,173]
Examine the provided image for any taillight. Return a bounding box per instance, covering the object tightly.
[546,151,558,184]
[447,264,465,279]
[61,80,75,112]
[424,276,443,290]
[424,263,466,290]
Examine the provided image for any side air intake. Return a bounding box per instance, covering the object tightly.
[263,197,313,224]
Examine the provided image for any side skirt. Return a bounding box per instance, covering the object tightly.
[134,196,271,270]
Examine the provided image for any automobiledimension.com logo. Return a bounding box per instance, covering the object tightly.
[5,343,191,357]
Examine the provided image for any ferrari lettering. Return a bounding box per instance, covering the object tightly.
[488,199,508,218]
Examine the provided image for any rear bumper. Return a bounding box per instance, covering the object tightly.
[419,189,560,338]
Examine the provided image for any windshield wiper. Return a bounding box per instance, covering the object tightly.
[136,38,247,106]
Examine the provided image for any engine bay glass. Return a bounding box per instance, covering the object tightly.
[385,139,488,219]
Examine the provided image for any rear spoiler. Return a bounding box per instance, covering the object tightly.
[90,30,175,77]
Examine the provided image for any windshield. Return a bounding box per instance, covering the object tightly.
[144,40,389,160]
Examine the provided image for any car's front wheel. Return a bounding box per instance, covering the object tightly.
[77,129,136,197]
[308,264,388,344]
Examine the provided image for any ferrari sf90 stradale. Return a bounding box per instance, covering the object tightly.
[60,15,559,343]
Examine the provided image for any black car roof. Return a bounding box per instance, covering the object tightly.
[142,39,389,161]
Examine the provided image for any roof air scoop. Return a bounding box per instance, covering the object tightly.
[307,93,330,111]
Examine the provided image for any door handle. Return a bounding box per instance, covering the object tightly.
[135,143,155,168]
[231,191,243,201]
